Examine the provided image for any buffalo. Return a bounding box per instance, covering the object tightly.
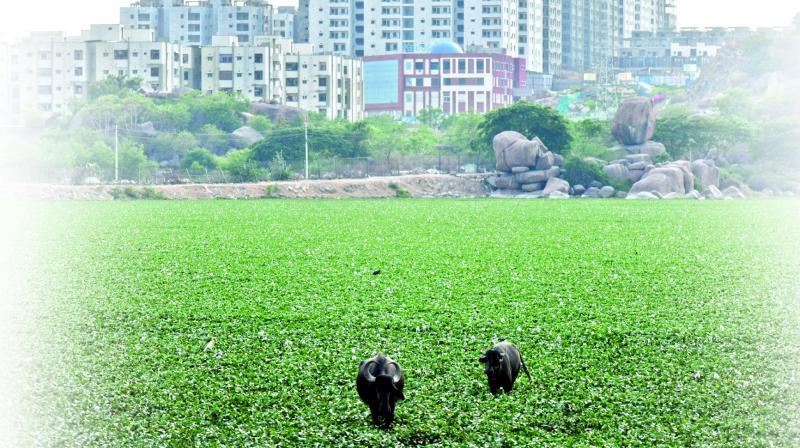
[479,341,532,394]
[356,354,405,426]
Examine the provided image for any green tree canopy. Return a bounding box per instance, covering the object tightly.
[180,148,219,170]
[477,102,572,156]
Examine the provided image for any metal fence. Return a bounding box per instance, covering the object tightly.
[14,154,494,185]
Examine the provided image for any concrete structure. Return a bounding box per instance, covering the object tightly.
[2,25,197,122]
[363,44,526,119]
[615,27,754,85]
[273,6,298,41]
[120,0,274,45]
[560,0,669,73]
[542,0,562,75]
[302,0,546,72]
[201,37,363,120]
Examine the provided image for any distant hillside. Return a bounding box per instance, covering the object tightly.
[688,28,800,116]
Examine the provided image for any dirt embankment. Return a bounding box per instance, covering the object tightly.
[8,174,490,201]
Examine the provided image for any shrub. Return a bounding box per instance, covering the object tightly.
[269,152,293,181]
[652,152,671,164]
[561,156,609,187]
[387,181,410,198]
[180,147,219,170]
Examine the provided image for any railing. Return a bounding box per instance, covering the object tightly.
[10,154,493,185]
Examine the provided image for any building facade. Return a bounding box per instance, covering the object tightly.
[2,23,365,123]
[302,0,546,72]
[273,6,298,41]
[363,43,525,118]
[201,37,364,120]
[120,0,274,45]
[1,25,197,122]
[615,27,754,84]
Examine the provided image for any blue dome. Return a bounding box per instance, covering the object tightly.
[429,41,464,54]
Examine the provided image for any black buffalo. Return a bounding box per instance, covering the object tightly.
[356,354,405,426]
[479,341,532,394]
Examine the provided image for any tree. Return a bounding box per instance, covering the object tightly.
[364,115,408,163]
[184,92,248,132]
[118,140,156,181]
[88,75,142,100]
[653,106,755,160]
[180,148,219,170]
[220,148,263,182]
[417,108,446,130]
[196,124,230,155]
[247,115,273,134]
[477,102,572,156]
[441,113,482,154]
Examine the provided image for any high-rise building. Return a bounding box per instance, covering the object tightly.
[655,0,676,32]
[120,0,274,45]
[301,0,545,72]
[542,0,562,74]
[518,0,545,73]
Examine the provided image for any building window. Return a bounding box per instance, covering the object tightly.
[189,35,200,43]
[74,85,84,94]
[285,62,299,71]
[237,12,249,20]
[430,61,439,71]
[443,60,450,72]
[254,53,263,63]
[188,24,201,32]
[286,78,298,86]
[254,86,264,96]
[236,23,249,31]
[254,70,263,81]
[476,59,484,73]
[219,71,233,80]
[150,50,160,60]
[237,35,249,43]
[138,14,150,21]
[220,54,233,63]
[318,77,327,87]
[182,54,189,64]
[457,60,466,72]
[319,93,327,102]
[150,67,160,77]
[114,50,129,60]
[319,62,327,71]
[189,12,201,20]
[74,67,83,76]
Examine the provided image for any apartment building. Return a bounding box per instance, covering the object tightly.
[273,6,298,40]
[302,0,546,73]
[120,0,274,45]
[615,27,753,84]
[542,0,562,74]
[201,37,364,120]
[2,25,197,122]
[363,42,526,118]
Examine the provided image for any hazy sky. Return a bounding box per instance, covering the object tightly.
[1,0,798,38]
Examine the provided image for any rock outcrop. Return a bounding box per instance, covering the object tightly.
[487,132,570,198]
[628,162,694,197]
[230,126,264,148]
[691,159,721,188]
[612,97,656,145]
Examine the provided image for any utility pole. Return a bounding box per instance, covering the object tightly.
[303,112,309,180]
[114,124,119,183]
